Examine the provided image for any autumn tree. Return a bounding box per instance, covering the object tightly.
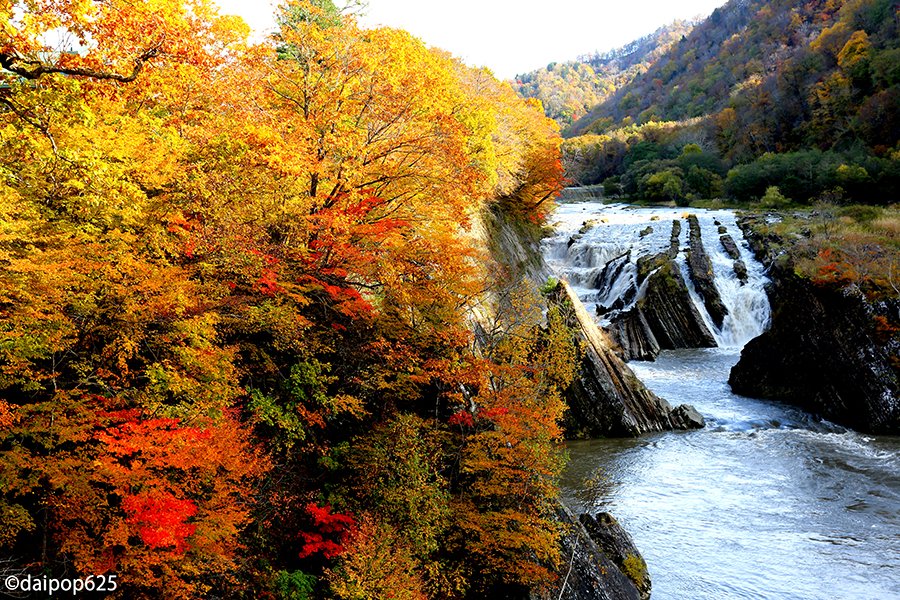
[0,0,570,598]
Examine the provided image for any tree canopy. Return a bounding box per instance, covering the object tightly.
[0,1,572,598]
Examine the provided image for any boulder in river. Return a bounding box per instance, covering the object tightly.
[720,234,748,285]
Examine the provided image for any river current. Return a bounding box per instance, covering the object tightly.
[545,201,900,600]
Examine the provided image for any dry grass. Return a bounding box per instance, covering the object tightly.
[758,204,900,300]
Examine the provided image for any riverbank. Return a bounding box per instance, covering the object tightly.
[730,208,899,434]
[543,200,900,599]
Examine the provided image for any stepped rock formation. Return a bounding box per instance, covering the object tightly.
[608,220,716,359]
[730,216,900,435]
[550,281,704,438]
[607,309,660,361]
[635,252,717,349]
[529,504,648,600]
[686,215,728,328]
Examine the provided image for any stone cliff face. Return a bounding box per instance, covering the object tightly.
[479,207,667,600]
[550,281,704,438]
[478,206,704,438]
[729,216,900,435]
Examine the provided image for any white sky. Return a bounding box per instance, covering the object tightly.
[213,0,727,79]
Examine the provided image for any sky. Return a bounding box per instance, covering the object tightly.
[213,0,727,79]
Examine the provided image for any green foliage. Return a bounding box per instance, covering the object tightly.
[622,553,648,590]
[725,150,900,204]
[603,177,623,197]
[539,276,560,295]
[278,0,341,29]
[248,388,307,449]
[287,359,335,407]
[349,414,451,557]
[273,570,317,600]
[643,169,684,203]
[838,204,884,224]
[759,186,791,208]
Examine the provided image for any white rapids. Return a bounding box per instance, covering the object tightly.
[543,202,771,349]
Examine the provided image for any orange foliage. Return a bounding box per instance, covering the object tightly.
[0,0,567,596]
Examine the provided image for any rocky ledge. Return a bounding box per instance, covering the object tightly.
[549,281,704,438]
[529,503,650,600]
[729,215,900,435]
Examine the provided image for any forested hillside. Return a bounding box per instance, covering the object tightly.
[512,21,695,127]
[0,1,575,598]
[557,0,900,207]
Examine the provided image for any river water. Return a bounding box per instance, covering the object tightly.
[544,201,900,600]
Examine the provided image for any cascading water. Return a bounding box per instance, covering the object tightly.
[544,202,770,348]
[545,202,900,600]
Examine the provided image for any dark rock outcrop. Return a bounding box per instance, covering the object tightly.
[637,255,717,349]
[667,219,681,257]
[729,271,900,434]
[719,234,741,260]
[732,259,748,284]
[529,504,646,600]
[730,215,900,435]
[670,402,705,428]
[686,215,728,328]
[579,513,651,600]
[607,309,660,361]
[550,281,704,438]
[720,234,748,284]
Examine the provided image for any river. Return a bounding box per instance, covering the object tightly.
[544,201,900,600]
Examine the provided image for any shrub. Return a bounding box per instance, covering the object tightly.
[759,186,791,208]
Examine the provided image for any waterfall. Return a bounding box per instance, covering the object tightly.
[694,211,771,348]
[544,202,771,351]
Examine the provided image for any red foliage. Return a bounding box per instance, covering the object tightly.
[448,410,475,427]
[258,268,280,295]
[123,492,198,553]
[98,417,212,456]
[480,407,509,421]
[299,503,356,559]
[813,248,857,287]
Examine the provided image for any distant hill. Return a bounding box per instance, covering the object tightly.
[511,20,696,128]
[536,0,900,205]
[568,0,900,156]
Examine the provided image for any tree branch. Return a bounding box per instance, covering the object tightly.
[0,39,164,82]
[0,97,57,154]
